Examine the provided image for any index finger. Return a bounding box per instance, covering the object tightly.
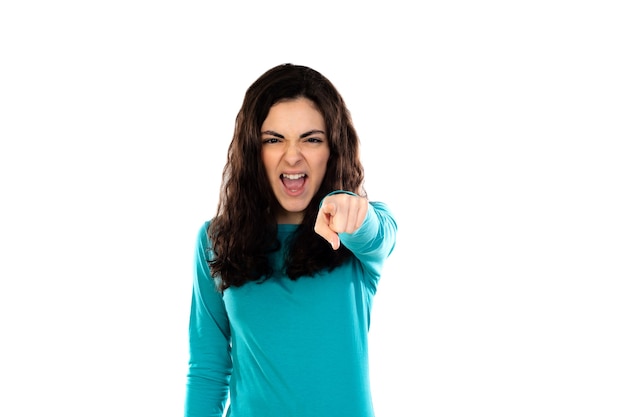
[314,203,340,250]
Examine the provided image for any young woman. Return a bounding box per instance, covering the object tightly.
[185,63,397,417]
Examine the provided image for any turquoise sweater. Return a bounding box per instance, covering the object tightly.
[185,201,397,417]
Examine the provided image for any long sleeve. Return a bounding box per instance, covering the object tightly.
[185,222,232,417]
[338,201,398,289]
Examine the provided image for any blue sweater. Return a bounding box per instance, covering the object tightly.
[185,201,397,417]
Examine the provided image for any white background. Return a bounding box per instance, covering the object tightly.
[1,1,625,416]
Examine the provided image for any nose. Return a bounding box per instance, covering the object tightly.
[283,141,302,165]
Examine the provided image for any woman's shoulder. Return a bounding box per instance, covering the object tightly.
[195,220,212,248]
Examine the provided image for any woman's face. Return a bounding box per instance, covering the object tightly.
[261,97,330,224]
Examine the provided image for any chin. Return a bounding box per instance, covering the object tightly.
[278,199,310,215]
[282,204,308,215]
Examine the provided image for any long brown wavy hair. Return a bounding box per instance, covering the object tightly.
[208,63,365,291]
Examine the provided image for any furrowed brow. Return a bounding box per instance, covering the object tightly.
[300,130,326,138]
[261,130,284,138]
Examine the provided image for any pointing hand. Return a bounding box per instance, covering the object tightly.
[314,193,368,250]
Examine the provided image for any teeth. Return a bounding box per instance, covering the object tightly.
[282,173,305,180]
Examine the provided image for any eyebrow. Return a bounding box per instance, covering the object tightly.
[261,129,326,139]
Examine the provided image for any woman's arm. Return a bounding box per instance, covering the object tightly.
[184,222,232,417]
[315,192,398,281]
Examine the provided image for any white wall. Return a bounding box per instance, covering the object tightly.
[1,1,624,416]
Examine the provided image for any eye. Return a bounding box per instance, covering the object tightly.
[262,138,280,144]
[305,137,323,143]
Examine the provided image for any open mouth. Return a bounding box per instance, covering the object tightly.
[281,173,307,193]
